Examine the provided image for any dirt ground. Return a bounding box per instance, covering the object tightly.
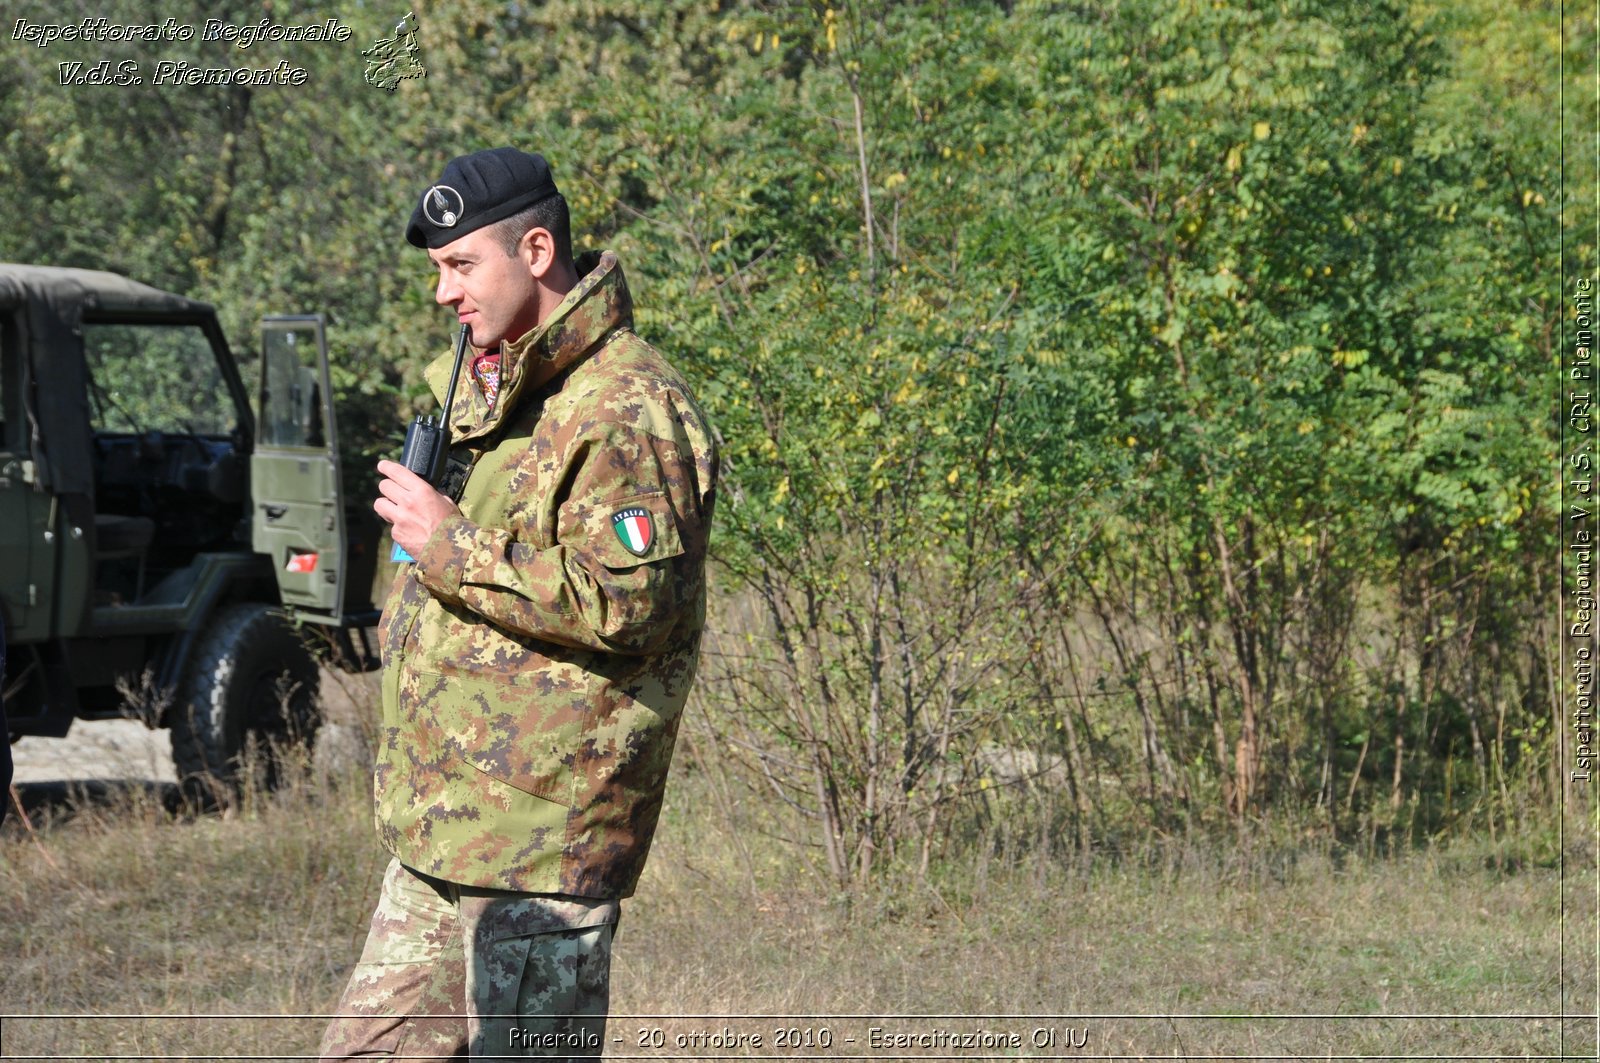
[8,665,378,785]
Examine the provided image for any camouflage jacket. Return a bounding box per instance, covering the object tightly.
[374,250,717,898]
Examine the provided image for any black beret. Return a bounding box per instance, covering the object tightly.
[405,147,560,249]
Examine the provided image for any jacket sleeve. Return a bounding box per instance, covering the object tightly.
[410,417,705,656]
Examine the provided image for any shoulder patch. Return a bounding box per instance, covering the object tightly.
[611,507,655,556]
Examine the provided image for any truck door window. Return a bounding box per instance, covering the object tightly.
[259,326,326,448]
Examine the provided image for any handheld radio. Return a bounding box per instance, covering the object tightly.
[391,326,472,562]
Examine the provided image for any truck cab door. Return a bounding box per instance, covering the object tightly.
[251,315,348,618]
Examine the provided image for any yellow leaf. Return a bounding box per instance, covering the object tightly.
[1225,145,1241,172]
[1253,121,1271,140]
[947,468,960,484]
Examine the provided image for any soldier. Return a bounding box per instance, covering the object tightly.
[320,148,718,1061]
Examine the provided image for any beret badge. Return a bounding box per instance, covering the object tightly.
[423,184,464,228]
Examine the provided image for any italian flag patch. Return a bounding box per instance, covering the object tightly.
[611,507,655,556]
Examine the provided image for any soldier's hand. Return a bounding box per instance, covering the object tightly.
[375,459,460,559]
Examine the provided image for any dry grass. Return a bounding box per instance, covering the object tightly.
[1,747,1594,1061]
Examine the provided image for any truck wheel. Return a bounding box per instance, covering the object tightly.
[170,603,320,789]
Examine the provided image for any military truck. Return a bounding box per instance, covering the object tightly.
[0,264,383,785]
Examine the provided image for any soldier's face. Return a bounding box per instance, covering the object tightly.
[428,227,541,349]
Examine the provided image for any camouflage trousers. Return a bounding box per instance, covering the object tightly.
[320,858,617,1061]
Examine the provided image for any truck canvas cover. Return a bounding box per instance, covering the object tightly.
[0,263,229,498]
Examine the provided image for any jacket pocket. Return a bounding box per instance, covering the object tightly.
[412,667,583,808]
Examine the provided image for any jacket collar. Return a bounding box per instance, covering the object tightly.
[426,249,632,441]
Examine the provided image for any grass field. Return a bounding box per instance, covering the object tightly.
[1,744,1595,1062]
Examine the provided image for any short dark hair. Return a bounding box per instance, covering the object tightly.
[490,194,572,264]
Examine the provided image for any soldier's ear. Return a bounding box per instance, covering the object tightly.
[521,226,558,280]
